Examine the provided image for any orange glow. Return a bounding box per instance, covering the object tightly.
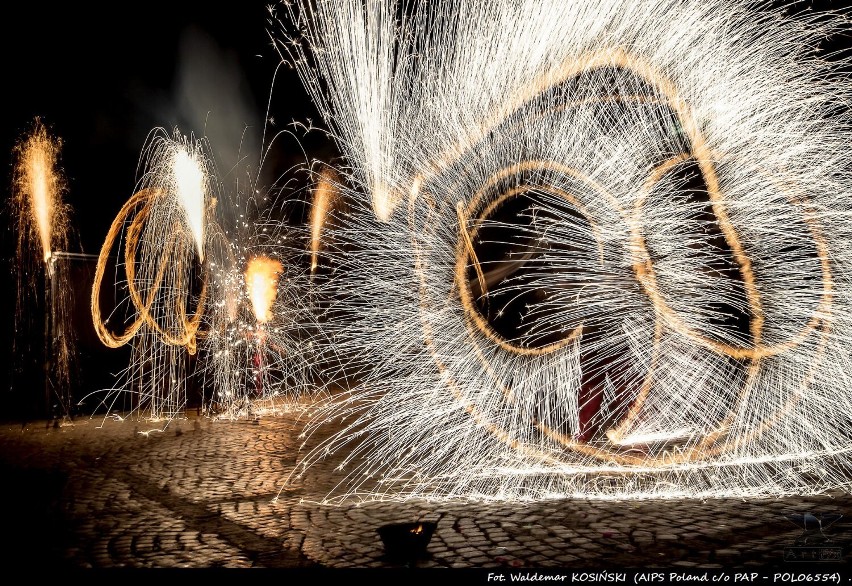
[310,168,341,274]
[19,121,60,264]
[245,256,283,323]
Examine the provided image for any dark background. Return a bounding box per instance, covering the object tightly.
[0,1,849,421]
[0,1,335,420]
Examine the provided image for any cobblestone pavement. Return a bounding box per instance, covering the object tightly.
[1,406,851,572]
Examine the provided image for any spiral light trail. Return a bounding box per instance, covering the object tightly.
[88,129,214,422]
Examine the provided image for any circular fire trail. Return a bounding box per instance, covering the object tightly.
[87,127,329,426]
[89,129,215,421]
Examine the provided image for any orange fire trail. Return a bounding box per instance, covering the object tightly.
[309,168,341,275]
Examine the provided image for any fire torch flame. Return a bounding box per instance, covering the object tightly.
[245,256,283,324]
[310,168,341,275]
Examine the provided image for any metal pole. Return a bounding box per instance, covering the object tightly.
[43,258,52,422]
[50,251,99,261]
[50,256,63,419]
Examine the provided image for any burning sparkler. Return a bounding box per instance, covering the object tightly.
[273,0,852,500]
[11,118,75,419]
[13,118,66,274]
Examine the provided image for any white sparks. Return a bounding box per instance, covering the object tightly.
[172,147,207,262]
[270,0,852,501]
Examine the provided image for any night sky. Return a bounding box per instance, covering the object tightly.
[2,0,849,254]
[2,0,849,268]
[2,1,331,255]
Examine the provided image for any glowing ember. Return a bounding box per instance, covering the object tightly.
[245,256,283,323]
[173,147,206,262]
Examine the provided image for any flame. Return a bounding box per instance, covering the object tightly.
[245,256,283,323]
[310,168,341,274]
[372,181,399,223]
[173,147,206,262]
[20,122,60,264]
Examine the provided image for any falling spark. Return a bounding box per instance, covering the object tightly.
[245,256,283,324]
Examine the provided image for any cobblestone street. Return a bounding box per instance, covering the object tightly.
[1,405,850,575]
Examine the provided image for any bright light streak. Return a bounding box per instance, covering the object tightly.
[245,256,283,324]
[173,147,206,262]
[18,121,60,266]
[310,168,341,274]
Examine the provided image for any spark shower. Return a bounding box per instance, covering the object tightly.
[68,0,852,500]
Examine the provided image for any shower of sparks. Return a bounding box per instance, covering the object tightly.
[173,148,207,262]
[246,256,283,323]
[15,119,63,268]
[271,0,852,501]
[88,126,331,427]
[89,128,216,422]
[11,118,75,417]
[198,161,332,420]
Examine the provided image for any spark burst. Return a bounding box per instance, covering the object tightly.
[16,120,62,268]
[272,0,852,500]
[196,134,333,420]
[11,118,75,418]
[246,256,284,324]
[245,255,283,397]
[89,128,216,423]
[89,126,329,426]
